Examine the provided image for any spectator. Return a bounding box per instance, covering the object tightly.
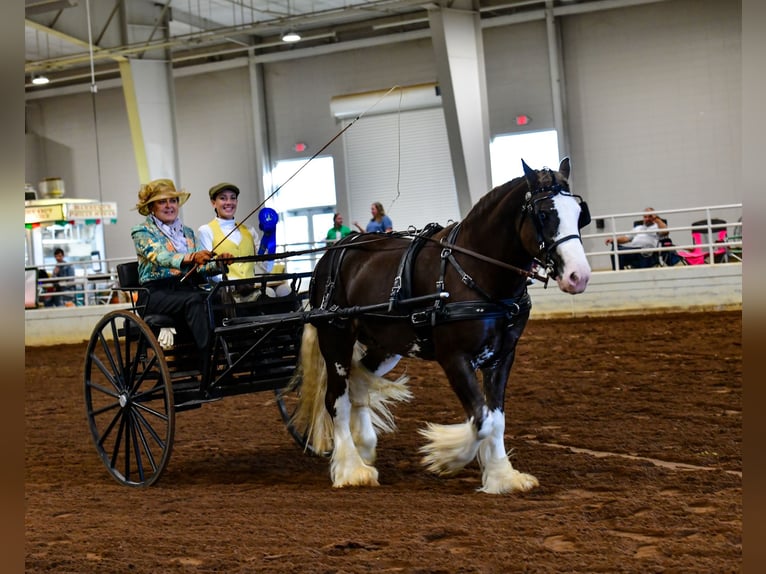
[605,207,668,270]
[51,247,75,306]
[354,201,393,233]
[326,212,352,242]
[37,268,57,307]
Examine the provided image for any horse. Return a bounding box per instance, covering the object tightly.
[290,157,591,493]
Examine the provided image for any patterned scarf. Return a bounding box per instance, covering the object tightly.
[151,214,189,253]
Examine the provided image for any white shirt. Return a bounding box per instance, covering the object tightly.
[624,222,660,249]
[197,217,272,279]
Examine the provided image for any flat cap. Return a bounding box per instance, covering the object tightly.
[209,182,240,200]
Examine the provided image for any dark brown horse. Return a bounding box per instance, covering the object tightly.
[292,158,591,493]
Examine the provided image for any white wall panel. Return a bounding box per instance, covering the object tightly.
[563,0,741,218]
[342,108,459,231]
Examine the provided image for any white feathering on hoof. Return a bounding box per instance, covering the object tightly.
[419,421,480,476]
[289,327,412,456]
[477,451,539,494]
[349,357,412,435]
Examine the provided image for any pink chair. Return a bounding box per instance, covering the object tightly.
[677,219,728,265]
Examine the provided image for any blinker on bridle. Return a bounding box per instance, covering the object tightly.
[522,168,591,269]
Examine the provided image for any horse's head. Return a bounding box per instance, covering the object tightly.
[520,158,591,294]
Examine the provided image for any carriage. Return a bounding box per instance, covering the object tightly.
[83,158,592,492]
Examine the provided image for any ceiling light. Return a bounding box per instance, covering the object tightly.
[281,30,301,43]
[31,74,50,86]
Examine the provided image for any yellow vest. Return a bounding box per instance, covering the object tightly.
[209,219,254,279]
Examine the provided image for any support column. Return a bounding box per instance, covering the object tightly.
[428,1,492,216]
[545,0,568,158]
[248,52,272,204]
[119,58,180,184]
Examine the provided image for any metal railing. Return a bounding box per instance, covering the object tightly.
[26,203,743,309]
[583,204,742,271]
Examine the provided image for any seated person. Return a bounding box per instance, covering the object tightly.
[197,183,290,298]
[132,178,233,357]
[37,268,57,307]
[605,207,668,270]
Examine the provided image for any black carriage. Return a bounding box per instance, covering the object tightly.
[83,262,315,487]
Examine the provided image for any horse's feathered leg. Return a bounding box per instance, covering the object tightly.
[476,342,538,494]
[348,347,412,464]
[476,406,538,494]
[419,356,484,476]
[313,322,380,487]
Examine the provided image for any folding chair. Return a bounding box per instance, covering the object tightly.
[677,219,728,265]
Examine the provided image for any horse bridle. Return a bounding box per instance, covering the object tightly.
[521,169,591,273]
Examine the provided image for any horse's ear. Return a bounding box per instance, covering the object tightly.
[558,157,571,179]
[521,159,537,186]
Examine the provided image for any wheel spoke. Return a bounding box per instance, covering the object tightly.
[127,409,147,483]
[108,412,127,471]
[130,409,161,474]
[91,401,122,441]
[95,332,125,393]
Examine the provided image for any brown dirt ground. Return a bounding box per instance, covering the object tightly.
[25,311,741,573]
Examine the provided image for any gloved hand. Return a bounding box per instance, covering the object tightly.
[190,250,214,266]
[215,252,234,266]
[158,327,176,349]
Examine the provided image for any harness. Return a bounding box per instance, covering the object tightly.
[317,224,530,346]
[314,168,588,340]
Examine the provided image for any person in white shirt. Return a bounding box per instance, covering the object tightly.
[605,207,669,269]
[198,183,290,296]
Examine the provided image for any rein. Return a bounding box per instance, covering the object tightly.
[223,229,551,287]
[218,171,589,289]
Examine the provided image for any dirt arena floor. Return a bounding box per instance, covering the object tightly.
[25,310,741,573]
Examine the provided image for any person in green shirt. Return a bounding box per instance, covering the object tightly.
[326,212,352,243]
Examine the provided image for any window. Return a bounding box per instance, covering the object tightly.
[490,130,560,187]
[268,156,336,272]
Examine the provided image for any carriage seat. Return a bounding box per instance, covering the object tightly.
[116,262,176,329]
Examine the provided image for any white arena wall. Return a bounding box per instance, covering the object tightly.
[25,264,741,347]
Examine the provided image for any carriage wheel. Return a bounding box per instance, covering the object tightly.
[84,310,175,487]
[274,377,326,456]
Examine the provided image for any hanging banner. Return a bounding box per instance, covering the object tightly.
[24,204,65,224]
[24,201,118,224]
[65,202,118,221]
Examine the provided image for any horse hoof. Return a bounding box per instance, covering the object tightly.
[515,472,539,492]
[480,471,539,494]
[331,464,379,488]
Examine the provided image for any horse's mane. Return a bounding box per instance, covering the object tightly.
[464,167,560,224]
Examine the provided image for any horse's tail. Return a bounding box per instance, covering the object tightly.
[289,324,413,454]
[290,323,335,454]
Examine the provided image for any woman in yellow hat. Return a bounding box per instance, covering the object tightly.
[131,178,232,356]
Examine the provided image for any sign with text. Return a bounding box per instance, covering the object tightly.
[65,202,118,220]
[24,204,65,224]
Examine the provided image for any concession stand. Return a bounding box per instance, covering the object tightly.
[25,197,118,306]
